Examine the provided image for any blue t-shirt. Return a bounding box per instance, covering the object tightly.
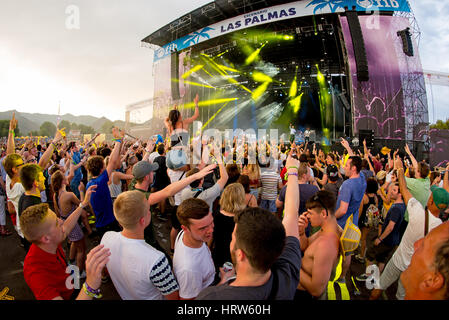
[86,170,115,228]
[71,150,83,183]
[382,203,406,247]
[336,172,367,228]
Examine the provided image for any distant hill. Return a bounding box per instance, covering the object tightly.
[0,110,131,135]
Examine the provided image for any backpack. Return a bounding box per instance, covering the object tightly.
[366,203,381,228]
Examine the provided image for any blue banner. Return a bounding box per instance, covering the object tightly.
[153,0,411,62]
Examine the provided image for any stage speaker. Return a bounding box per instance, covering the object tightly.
[397,28,414,57]
[171,50,180,100]
[346,10,369,82]
[359,129,374,148]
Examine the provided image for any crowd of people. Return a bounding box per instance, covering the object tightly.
[1,99,449,301]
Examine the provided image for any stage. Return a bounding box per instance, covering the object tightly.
[138,0,432,162]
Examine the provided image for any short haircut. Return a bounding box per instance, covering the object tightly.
[434,239,449,300]
[113,191,147,229]
[19,164,42,191]
[299,154,308,163]
[219,183,246,214]
[306,190,337,215]
[2,153,23,179]
[234,207,286,273]
[20,203,51,243]
[87,155,104,177]
[100,147,111,158]
[157,144,165,155]
[238,175,251,193]
[418,161,430,179]
[298,163,309,179]
[88,146,96,156]
[186,168,201,188]
[177,198,210,228]
[349,156,362,173]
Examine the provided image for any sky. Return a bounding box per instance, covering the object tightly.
[0,0,447,123]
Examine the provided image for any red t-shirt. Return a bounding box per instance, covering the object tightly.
[23,244,74,300]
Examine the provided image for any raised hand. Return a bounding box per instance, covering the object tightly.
[9,112,18,131]
[298,212,308,235]
[194,94,199,106]
[84,245,111,291]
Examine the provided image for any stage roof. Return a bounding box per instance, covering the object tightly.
[142,0,299,47]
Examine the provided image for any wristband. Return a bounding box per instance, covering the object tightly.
[287,172,298,177]
[83,282,102,299]
[377,237,383,242]
[287,166,298,171]
[112,138,122,143]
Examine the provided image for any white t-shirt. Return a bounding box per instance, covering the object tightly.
[290,127,296,135]
[173,231,215,299]
[101,232,179,300]
[167,169,188,206]
[148,152,160,164]
[6,175,25,237]
[181,183,221,212]
[392,198,442,271]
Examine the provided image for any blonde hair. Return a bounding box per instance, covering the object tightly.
[113,191,147,229]
[219,183,246,214]
[20,203,52,243]
[246,163,260,181]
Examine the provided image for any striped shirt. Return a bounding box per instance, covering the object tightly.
[260,169,281,200]
[101,231,179,300]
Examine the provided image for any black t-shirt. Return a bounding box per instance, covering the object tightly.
[381,203,406,247]
[197,237,301,300]
[153,155,170,191]
[18,194,42,217]
[211,210,235,269]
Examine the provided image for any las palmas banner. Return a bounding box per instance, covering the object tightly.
[153,0,411,62]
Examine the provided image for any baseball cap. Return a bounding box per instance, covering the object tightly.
[132,161,159,180]
[430,185,449,209]
[327,164,339,178]
[376,170,386,181]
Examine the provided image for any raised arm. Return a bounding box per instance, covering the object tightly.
[283,151,300,239]
[183,94,200,125]
[6,113,18,155]
[106,127,125,178]
[404,144,418,173]
[148,164,217,206]
[396,157,412,206]
[38,127,63,170]
[340,137,354,157]
[62,185,96,237]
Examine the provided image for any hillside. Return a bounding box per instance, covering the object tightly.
[0,110,129,135]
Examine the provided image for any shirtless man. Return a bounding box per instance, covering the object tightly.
[295,190,342,299]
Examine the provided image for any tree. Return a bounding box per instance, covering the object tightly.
[0,120,20,137]
[430,119,449,130]
[40,121,57,137]
[100,120,114,133]
[59,120,72,131]
[78,124,95,134]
